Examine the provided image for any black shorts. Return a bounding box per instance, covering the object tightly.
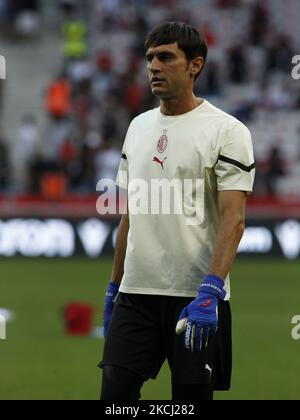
[100,293,232,390]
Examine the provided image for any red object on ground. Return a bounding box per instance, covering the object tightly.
[64,303,94,336]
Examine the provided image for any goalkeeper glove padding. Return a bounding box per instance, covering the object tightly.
[176,275,226,352]
[103,281,119,338]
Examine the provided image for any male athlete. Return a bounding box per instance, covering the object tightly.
[99,22,255,401]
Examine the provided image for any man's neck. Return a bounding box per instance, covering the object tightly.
[160,95,203,116]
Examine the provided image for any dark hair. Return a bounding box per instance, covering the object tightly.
[145,22,208,78]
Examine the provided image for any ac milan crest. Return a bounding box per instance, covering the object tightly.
[157,129,168,154]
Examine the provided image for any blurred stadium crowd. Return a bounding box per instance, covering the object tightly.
[0,0,300,199]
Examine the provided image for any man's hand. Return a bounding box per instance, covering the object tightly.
[176,275,226,352]
[103,281,119,338]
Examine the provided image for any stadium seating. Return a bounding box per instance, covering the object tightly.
[0,0,299,198]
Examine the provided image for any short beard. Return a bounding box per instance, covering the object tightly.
[152,90,174,101]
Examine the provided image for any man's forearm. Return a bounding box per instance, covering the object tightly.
[208,213,244,281]
[111,210,129,285]
[207,190,247,281]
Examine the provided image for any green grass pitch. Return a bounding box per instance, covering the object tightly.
[0,257,299,400]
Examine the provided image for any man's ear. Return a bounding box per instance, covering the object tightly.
[190,57,205,79]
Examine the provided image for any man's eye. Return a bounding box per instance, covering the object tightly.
[146,54,174,63]
[159,54,172,61]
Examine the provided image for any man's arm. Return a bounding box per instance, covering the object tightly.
[111,195,129,285]
[176,190,247,351]
[208,190,247,281]
[103,196,129,337]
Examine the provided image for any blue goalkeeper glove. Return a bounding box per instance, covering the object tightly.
[103,281,119,338]
[176,275,226,352]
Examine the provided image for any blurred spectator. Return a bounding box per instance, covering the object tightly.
[58,138,77,165]
[45,76,71,120]
[73,79,93,134]
[29,156,63,195]
[59,0,78,15]
[228,45,248,84]
[67,58,94,86]
[0,0,40,38]
[266,34,294,74]
[92,52,117,103]
[216,0,242,8]
[203,23,216,48]
[14,0,41,38]
[58,138,84,191]
[298,127,300,160]
[0,80,5,115]
[249,2,270,46]
[202,61,222,96]
[0,0,9,33]
[265,146,286,196]
[65,156,85,191]
[94,142,121,184]
[45,118,72,161]
[232,102,255,123]
[0,141,9,191]
[122,76,144,120]
[0,0,7,17]
[62,15,88,60]
[17,114,39,166]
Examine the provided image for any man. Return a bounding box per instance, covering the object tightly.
[99,22,255,401]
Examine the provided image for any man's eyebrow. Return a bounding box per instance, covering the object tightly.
[146,50,176,59]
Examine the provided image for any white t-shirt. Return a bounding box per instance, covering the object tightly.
[116,99,255,299]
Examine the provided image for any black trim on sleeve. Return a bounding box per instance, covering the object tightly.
[122,153,127,160]
[218,155,256,173]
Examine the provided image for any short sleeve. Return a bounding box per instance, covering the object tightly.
[116,122,135,190]
[215,122,255,194]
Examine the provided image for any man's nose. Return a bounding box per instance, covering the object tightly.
[148,56,161,73]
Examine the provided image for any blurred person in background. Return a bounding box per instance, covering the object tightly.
[13,0,41,39]
[17,114,39,164]
[94,141,121,184]
[265,145,286,197]
[0,0,9,35]
[249,1,270,46]
[61,4,88,61]
[45,73,71,121]
[59,0,78,15]
[266,34,295,75]
[0,140,9,192]
[228,45,249,84]
[16,114,39,190]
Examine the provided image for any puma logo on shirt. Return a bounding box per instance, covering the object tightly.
[153,156,167,170]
